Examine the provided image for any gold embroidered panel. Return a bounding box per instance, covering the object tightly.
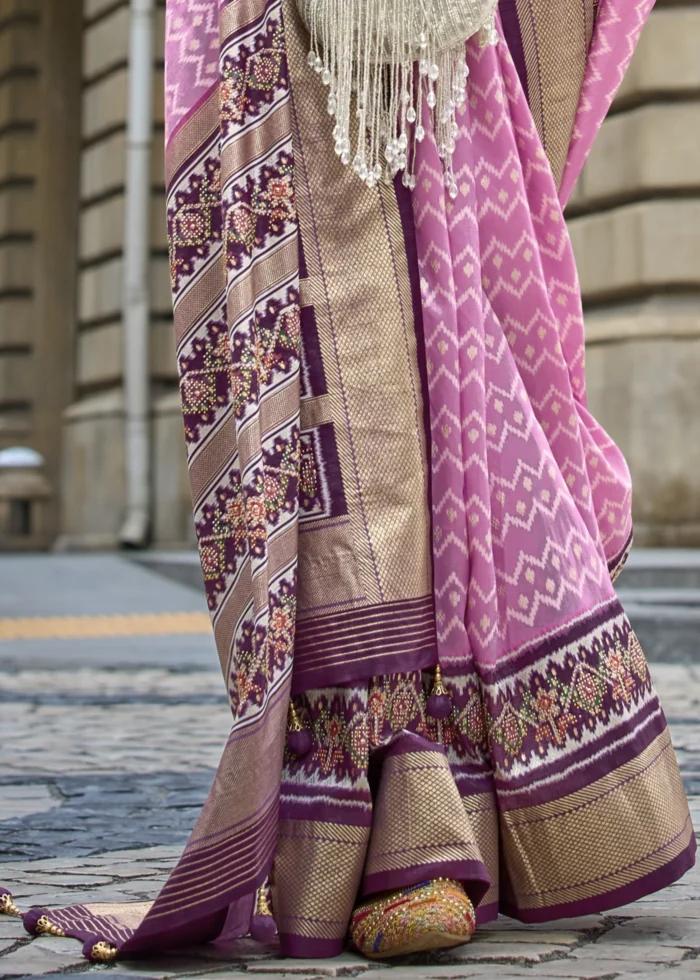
[284,0,433,622]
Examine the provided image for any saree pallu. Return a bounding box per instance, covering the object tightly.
[2,0,694,963]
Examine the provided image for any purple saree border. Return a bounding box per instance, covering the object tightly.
[477,597,623,686]
[497,0,529,100]
[475,900,499,926]
[120,857,269,955]
[150,806,278,913]
[502,831,697,924]
[495,698,667,809]
[116,787,281,951]
[296,594,435,640]
[120,906,230,956]
[292,595,438,693]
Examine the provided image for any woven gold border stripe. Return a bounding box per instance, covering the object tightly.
[0,612,212,641]
[500,727,693,912]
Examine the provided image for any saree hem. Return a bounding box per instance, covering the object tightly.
[291,595,438,695]
[278,934,347,958]
[475,900,500,926]
[362,860,491,908]
[501,835,697,924]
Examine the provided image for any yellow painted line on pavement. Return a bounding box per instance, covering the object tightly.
[0,612,212,641]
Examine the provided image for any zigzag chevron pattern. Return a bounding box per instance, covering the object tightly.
[559,0,656,206]
[412,22,637,664]
[165,0,220,141]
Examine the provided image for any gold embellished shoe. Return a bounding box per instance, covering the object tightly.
[350,878,475,960]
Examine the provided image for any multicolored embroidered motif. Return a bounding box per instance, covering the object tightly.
[220,20,286,125]
[166,11,302,843]
[485,610,653,772]
[284,607,656,785]
[169,160,221,292]
[230,582,298,716]
[179,318,233,447]
[230,286,300,416]
[225,158,296,262]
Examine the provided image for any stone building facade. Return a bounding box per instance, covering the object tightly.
[0,0,698,550]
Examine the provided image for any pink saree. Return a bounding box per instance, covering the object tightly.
[2,0,694,962]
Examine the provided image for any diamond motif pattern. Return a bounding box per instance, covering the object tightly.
[413,26,635,667]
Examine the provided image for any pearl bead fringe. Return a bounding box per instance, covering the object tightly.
[297,0,499,196]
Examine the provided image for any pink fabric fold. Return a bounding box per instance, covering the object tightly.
[412,25,634,667]
[559,0,656,207]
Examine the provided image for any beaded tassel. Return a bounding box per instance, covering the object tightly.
[24,909,66,937]
[287,701,313,757]
[0,891,21,918]
[87,940,118,963]
[250,882,277,944]
[297,0,499,196]
[427,665,453,720]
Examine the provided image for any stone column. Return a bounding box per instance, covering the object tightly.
[31,0,83,542]
[567,2,700,546]
[0,0,40,452]
[59,0,192,548]
[0,0,81,547]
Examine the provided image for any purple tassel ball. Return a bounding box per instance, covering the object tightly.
[23,908,49,935]
[250,913,278,944]
[288,727,312,757]
[426,692,453,720]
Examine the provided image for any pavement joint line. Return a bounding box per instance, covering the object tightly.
[0,613,212,641]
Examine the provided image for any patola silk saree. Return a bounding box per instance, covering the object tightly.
[2,0,695,962]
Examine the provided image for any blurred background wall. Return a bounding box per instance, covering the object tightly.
[0,0,698,551]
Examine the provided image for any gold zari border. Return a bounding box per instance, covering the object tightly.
[501,727,693,911]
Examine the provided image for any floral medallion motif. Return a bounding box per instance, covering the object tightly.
[282,614,656,790]
[486,618,653,771]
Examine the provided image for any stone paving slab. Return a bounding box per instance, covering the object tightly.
[0,936,89,975]
[601,917,700,947]
[0,668,222,705]
[0,555,208,619]
[0,633,218,673]
[1,699,225,774]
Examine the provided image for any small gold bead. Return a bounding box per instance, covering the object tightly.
[288,701,304,732]
[255,888,272,918]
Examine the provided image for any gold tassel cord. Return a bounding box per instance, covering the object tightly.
[256,888,273,918]
[288,701,305,733]
[431,664,449,698]
[35,915,66,938]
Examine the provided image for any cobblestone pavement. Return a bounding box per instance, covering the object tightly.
[1,556,700,979]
